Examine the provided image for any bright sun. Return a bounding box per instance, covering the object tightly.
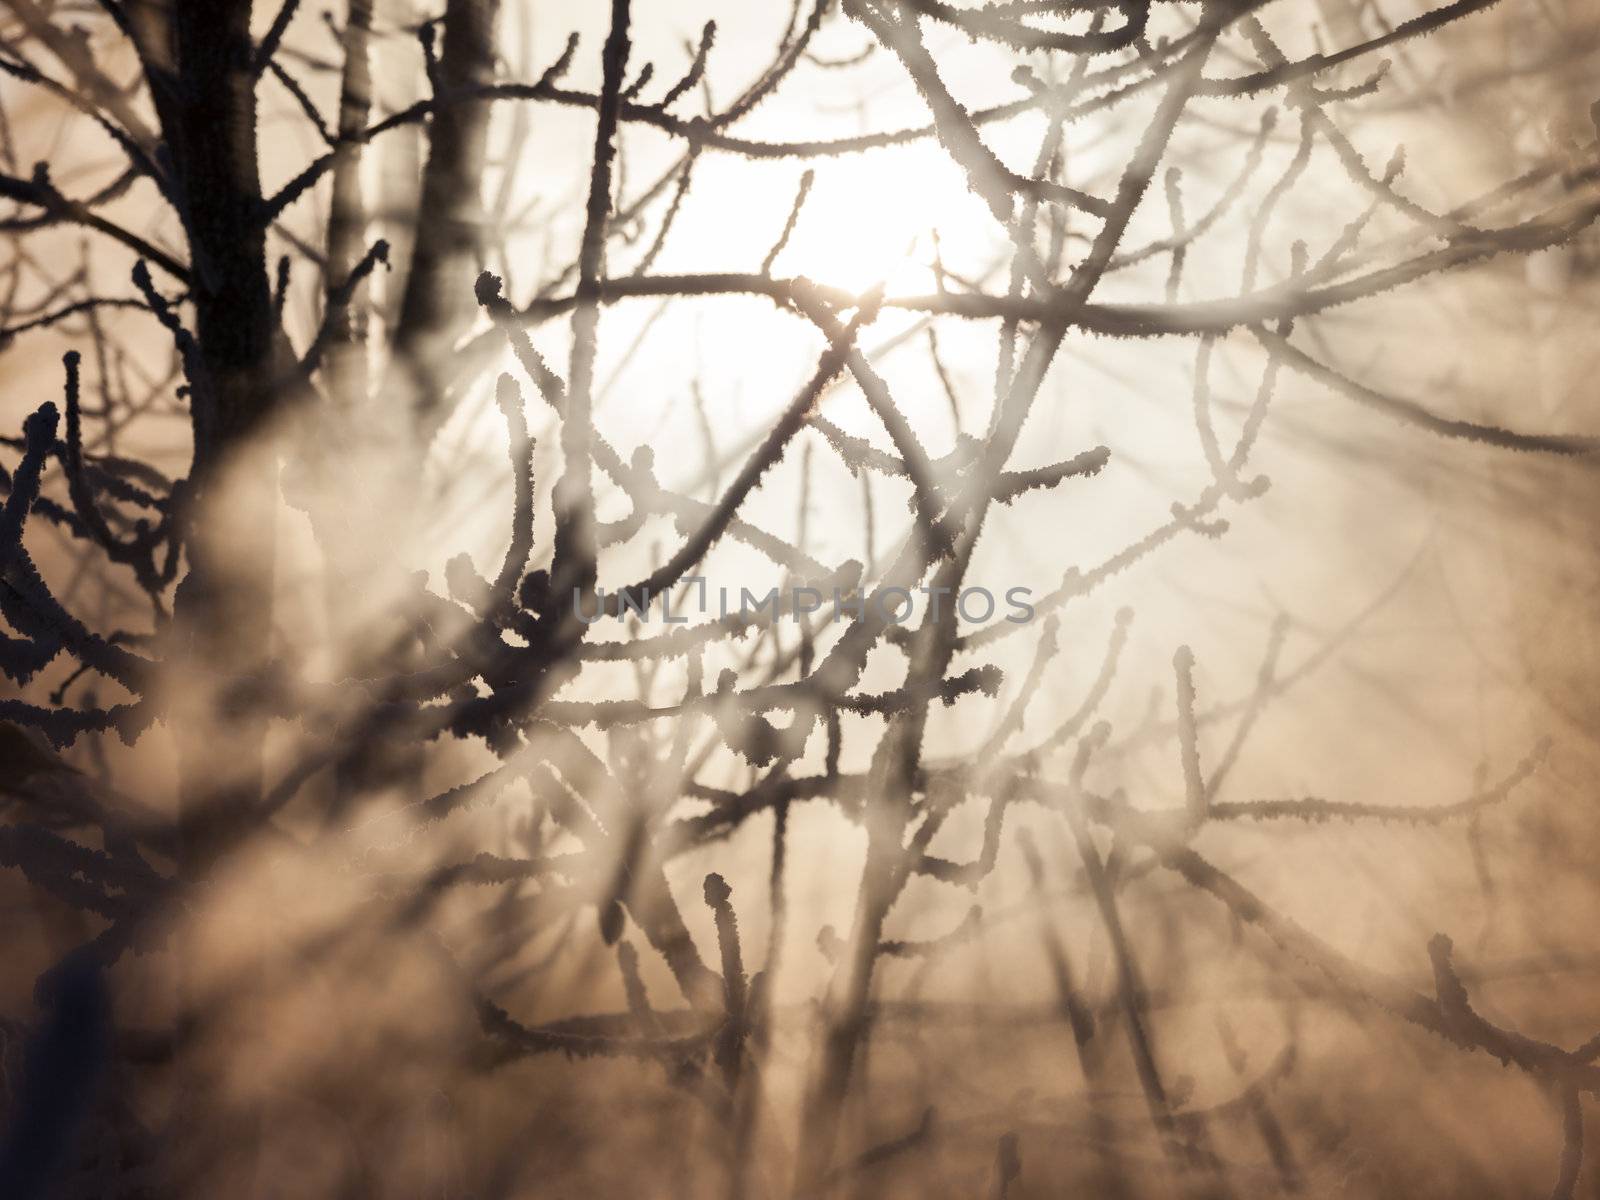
[772,146,1000,297]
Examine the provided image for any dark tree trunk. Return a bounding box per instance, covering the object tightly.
[134,0,280,878]
[394,0,503,438]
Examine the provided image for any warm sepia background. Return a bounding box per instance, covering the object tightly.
[3,1,1600,1196]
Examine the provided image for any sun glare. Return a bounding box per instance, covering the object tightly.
[779,148,997,297]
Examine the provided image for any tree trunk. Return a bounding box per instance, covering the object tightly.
[135,0,279,878]
[393,0,503,439]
